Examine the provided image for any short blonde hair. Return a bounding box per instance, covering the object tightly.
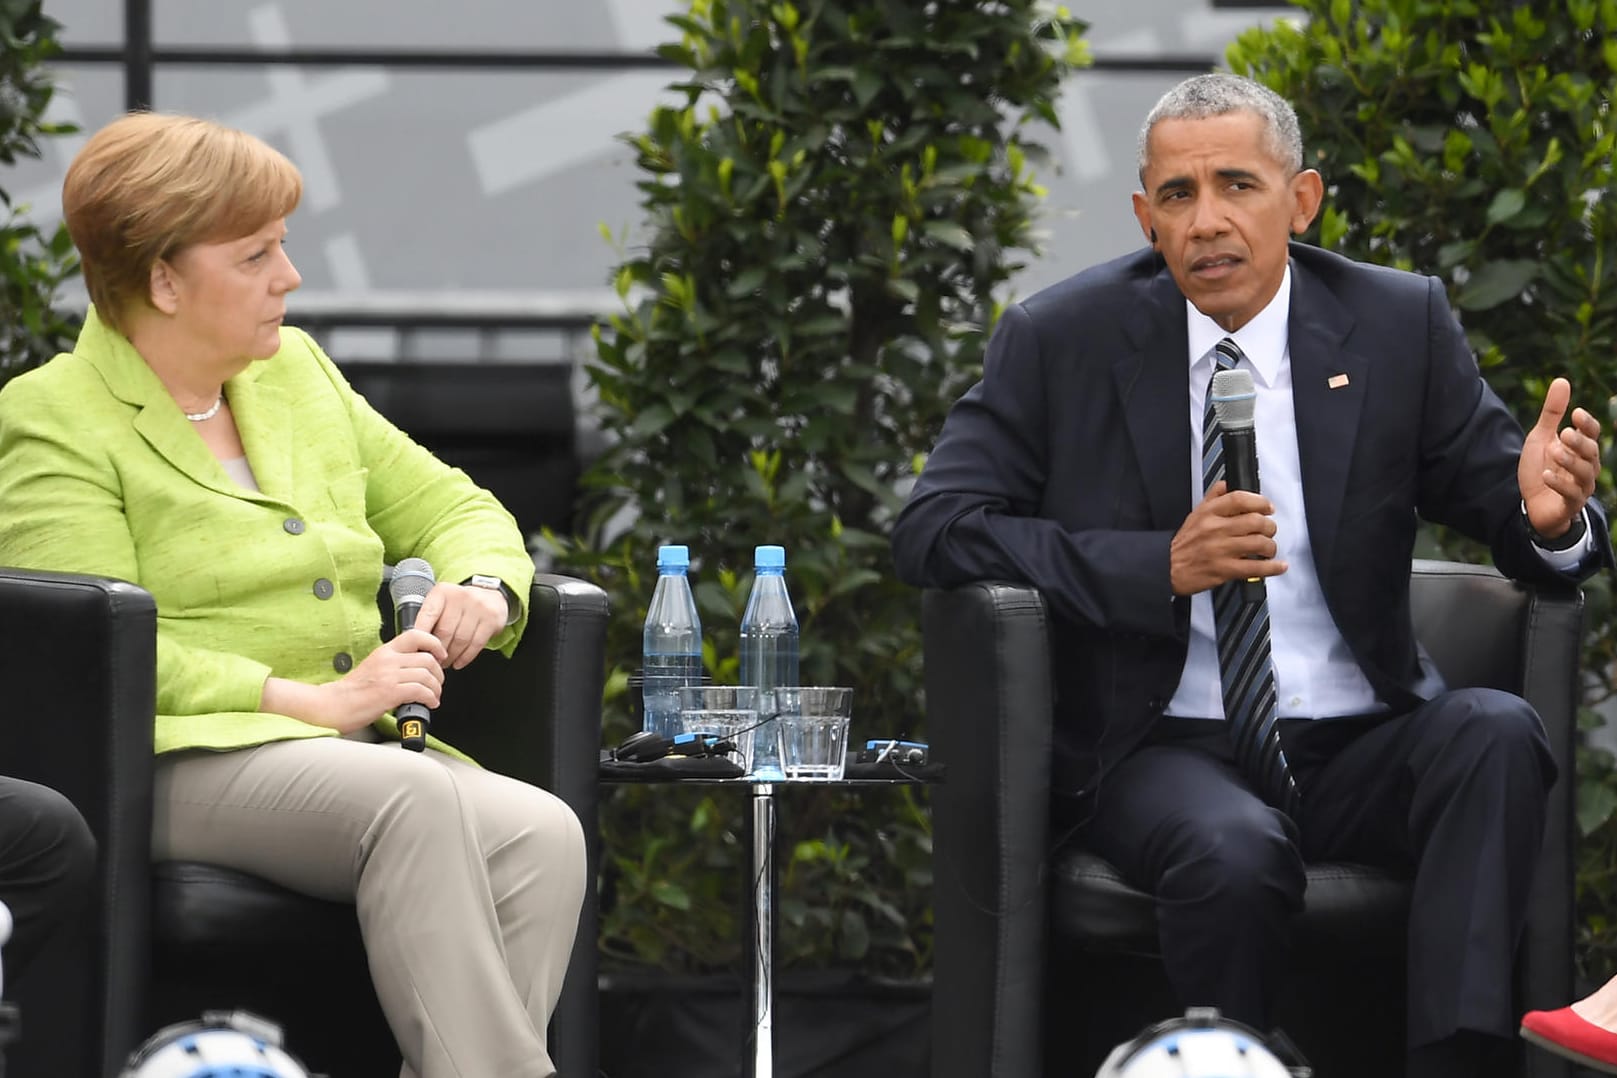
[62,112,303,333]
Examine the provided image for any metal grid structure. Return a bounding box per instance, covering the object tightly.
[44,0,1285,358]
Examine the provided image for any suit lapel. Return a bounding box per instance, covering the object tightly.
[79,309,288,505]
[1287,259,1365,583]
[1109,257,1369,572]
[76,316,238,501]
[1116,266,1192,530]
[129,406,242,500]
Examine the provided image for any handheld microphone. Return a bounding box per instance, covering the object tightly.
[389,558,436,751]
[1210,369,1267,605]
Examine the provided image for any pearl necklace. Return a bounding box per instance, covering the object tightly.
[185,395,224,422]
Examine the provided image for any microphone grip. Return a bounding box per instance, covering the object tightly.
[1220,428,1260,495]
[393,596,431,751]
[1220,428,1268,606]
[398,702,430,753]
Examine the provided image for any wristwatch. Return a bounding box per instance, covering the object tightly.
[463,574,520,625]
[1521,501,1589,552]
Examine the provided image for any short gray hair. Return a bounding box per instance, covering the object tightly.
[1136,73,1303,181]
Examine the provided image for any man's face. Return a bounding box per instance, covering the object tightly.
[1132,111,1322,333]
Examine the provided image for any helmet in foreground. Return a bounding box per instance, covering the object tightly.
[1095,1008,1312,1078]
[120,1010,317,1078]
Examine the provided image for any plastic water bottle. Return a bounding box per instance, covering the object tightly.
[739,544,799,779]
[642,545,703,739]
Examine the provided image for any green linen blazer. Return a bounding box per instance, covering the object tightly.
[0,307,536,757]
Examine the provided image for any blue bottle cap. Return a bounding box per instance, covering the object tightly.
[657,545,690,570]
[754,545,785,570]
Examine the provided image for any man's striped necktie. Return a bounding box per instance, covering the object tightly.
[1203,337,1301,817]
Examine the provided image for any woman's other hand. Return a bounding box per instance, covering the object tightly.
[413,582,507,670]
[262,630,447,733]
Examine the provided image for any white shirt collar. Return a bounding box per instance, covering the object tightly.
[1186,262,1292,386]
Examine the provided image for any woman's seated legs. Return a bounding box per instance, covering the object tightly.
[427,752,586,1021]
[153,735,586,1078]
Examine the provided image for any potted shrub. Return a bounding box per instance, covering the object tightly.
[542,0,1089,1069]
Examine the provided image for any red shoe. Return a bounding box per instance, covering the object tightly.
[1522,1006,1617,1074]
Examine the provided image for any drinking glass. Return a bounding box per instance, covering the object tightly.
[675,685,761,773]
[772,686,854,780]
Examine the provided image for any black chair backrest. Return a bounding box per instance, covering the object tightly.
[1409,559,1526,692]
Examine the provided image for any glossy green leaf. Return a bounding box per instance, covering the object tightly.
[1454,259,1540,311]
[1484,188,1526,225]
[650,880,693,911]
[1582,782,1617,837]
[922,221,975,251]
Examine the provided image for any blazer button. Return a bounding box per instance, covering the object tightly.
[313,578,335,600]
[332,651,353,673]
[283,518,306,535]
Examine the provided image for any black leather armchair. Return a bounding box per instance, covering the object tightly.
[0,566,607,1078]
[923,560,1582,1078]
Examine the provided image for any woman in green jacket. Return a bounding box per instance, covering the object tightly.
[0,112,585,1078]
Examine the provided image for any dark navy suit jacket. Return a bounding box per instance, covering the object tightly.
[891,242,1613,796]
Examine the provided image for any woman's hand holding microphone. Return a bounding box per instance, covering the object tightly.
[263,630,447,734]
[260,571,504,733]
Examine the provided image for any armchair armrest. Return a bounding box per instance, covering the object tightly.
[1408,559,1583,1018]
[1521,581,1585,1017]
[433,572,609,1078]
[923,581,1052,1078]
[0,566,156,1078]
[433,573,609,815]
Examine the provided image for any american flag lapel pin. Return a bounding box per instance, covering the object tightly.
[1327,373,1350,389]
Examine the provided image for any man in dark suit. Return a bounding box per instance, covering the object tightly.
[891,73,1612,1077]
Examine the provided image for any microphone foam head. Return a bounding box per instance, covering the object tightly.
[389,558,436,606]
[1210,368,1257,431]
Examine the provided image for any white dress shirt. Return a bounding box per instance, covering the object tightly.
[1165,264,1590,721]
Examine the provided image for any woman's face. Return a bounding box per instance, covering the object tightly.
[159,218,301,364]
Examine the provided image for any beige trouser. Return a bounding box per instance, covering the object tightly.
[153,733,587,1078]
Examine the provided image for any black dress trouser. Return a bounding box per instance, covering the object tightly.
[1079,688,1555,1050]
[0,776,96,986]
